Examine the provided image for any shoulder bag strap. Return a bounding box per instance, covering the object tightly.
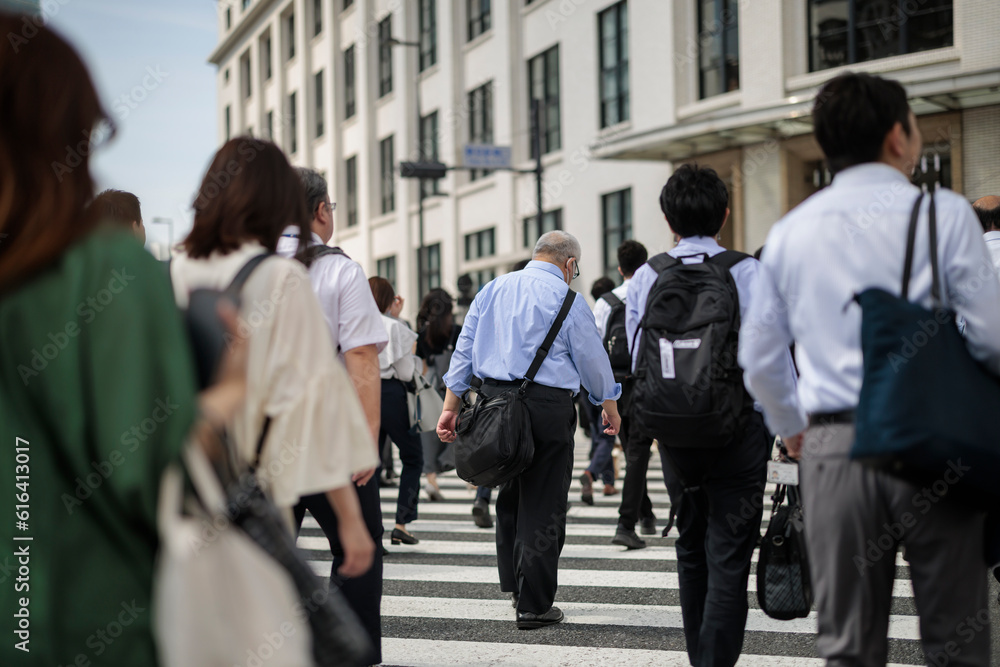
[900,192,926,301]
[601,291,623,308]
[250,416,273,472]
[927,191,941,305]
[225,253,272,298]
[524,288,577,383]
[297,244,349,268]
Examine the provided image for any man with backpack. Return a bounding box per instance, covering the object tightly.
[628,164,795,666]
[741,73,1000,666]
[276,167,389,665]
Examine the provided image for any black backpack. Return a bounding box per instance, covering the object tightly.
[296,243,348,268]
[630,250,751,448]
[600,291,631,382]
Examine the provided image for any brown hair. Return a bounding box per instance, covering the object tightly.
[91,189,142,227]
[369,277,395,314]
[183,137,309,258]
[0,13,114,293]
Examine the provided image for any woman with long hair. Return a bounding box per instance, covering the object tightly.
[0,16,248,665]
[369,277,424,545]
[169,137,378,573]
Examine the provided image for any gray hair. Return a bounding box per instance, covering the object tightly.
[532,230,581,265]
[296,167,329,218]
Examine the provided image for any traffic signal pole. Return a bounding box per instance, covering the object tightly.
[532,98,544,239]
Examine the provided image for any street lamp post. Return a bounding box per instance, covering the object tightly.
[151,217,174,259]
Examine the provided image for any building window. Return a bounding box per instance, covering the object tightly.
[286,12,295,60]
[314,70,324,138]
[378,16,393,98]
[419,0,437,71]
[380,135,395,214]
[808,0,953,72]
[240,50,252,100]
[599,2,629,128]
[419,111,440,197]
[468,268,495,293]
[344,0,354,8]
[288,92,297,154]
[224,105,231,141]
[468,81,493,181]
[465,228,495,261]
[313,0,322,36]
[262,33,272,81]
[602,189,632,279]
[698,0,739,99]
[224,68,230,84]
[528,46,560,157]
[345,156,358,227]
[344,45,356,119]
[377,256,397,287]
[242,0,251,9]
[468,0,491,41]
[419,243,441,296]
[266,110,273,139]
[523,209,562,248]
[225,7,231,29]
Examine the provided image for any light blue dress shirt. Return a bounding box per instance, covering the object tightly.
[443,261,622,405]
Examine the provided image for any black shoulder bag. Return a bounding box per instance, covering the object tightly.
[757,482,812,620]
[453,288,576,488]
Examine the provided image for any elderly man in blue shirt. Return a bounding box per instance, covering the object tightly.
[437,230,622,630]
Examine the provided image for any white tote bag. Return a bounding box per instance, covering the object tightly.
[408,370,446,432]
[153,445,314,667]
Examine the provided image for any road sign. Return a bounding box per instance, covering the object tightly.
[462,144,511,170]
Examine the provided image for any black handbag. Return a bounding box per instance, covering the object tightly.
[454,288,576,488]
[757,483,812,620]
[214,419,373,667]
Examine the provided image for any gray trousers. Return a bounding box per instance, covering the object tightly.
[801,423,988,667]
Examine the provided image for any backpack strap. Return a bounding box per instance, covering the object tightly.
[647,252,680,274]
[524,288,577,383]
[601,291,623,308]
[296,244,349,268]
[224,253,271,298]
[708,249,753,271]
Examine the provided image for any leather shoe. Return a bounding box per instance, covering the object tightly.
[391,528,419,545]
[472,499,494,528]
[579,472,594,506]
[639,517,657,535]
[516,606,564,630]
[611,529,647,550]
[603,484,618,496]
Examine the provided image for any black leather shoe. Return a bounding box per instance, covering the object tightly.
[510,592,519,609]
[579,472,594,506]
[472,499,494,528]
[391,528,419,545]
[639,517,657,535]
[611,529,647,550]
[516,606,564,630]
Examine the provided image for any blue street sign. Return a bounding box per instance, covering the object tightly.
[462,144,512,169]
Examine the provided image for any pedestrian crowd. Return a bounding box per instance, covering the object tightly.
[4,14,1000,667]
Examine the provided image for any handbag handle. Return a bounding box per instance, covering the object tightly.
[900,191,941,306]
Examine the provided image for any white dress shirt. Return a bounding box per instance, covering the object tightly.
[593,280,629,339]
[984,231,1000,274]
[276,227,388,357]
[626,235,798,433]
[169,242,377,510]
[739,163,1000,437]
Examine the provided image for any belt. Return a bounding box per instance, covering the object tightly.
[476,377,573,398]
[808,409,856,427]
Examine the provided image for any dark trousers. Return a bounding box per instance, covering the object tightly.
[475,485,492,503]
[488,381,576,615]
[584,401,615,485]
[380,380,423,525]
[665,410,770,667]
[617,413,658,531]
[293,476,384,666]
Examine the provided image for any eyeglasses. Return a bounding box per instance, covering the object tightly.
[569,257,580,281]
[324,201,337,212]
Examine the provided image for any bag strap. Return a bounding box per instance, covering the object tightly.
[250,416,272,472]
[708,249,752,271]
[928,191,941,305]
[225,253,271,298]
[601,291,623,309]
[647,252,680,274]
[900,191,942,305]
[901,193,924,300]
[524,288,576,383]
[296,244,349,268]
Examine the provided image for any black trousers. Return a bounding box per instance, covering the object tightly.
[489,381,577,615]
[616,413,658,531]
[293,475,384,666]
[665,410,770,667]
[379,379,423,525]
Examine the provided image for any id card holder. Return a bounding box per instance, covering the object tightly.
[659,338,675,379]
[766,460,799,486]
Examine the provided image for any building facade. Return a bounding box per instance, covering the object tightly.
[210,0,671,318]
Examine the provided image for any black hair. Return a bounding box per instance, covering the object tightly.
[813,72,912,175]
[974,201,1000,233]
[659,164,729,238]
[417,288,454,351]
[590,276,615,301]
[617,240,648,278]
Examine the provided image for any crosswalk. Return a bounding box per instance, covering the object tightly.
[298,439,928,666]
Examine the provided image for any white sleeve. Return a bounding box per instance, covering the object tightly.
[593,298,611,340]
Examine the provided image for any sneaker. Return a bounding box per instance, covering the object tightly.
[579,472,594,506]
[639,517,657,535]
[472,499,494,528]
[611,529,647,550]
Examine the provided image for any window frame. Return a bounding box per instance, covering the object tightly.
[528,46,561,158]
[286,12,296,61]
[312,0,322,37]
[314,70,324,139]
[419,243,442,296]
[240,50,252,100]
[601,189,632,279]
[598,1,629,128]
[522,209,563,248]
[344,45,356,119]
[697,0,740,99]
[376,255,396,287]
[468,81,494,181]
[419,111,441,196]
[287,92,297,154]
[464,228,496,261]
[345,155,358,227]
[467,0,492,42]
[380,135,395,214]
[419,0,437,72]
[262,33,272,81]
[378,16,393,98]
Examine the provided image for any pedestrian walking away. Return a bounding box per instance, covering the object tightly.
[436,230,622,630]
